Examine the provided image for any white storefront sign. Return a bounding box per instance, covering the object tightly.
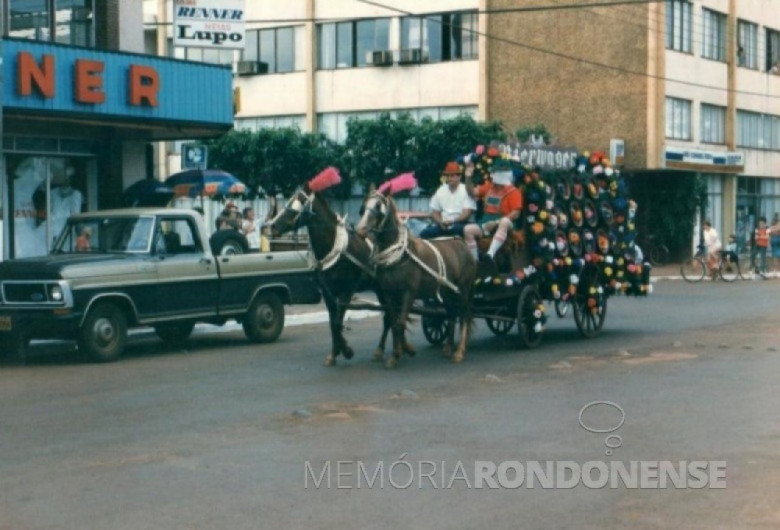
[663,146,745,173]
[173,0,246,49]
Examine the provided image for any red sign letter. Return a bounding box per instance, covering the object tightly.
[75,59,106,104]
[129,65,159,107]
[17,52,55,98]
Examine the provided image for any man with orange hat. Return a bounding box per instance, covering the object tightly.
[419,161,475,239]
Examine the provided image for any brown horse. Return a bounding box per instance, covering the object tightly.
[269,185,394,366]
[356,191,477,367]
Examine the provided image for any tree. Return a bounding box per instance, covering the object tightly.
[207,128,344,195]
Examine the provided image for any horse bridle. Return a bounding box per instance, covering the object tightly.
[278,187,316,230]
[363,192,392,233]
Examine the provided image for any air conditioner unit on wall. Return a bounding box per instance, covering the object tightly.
[368,50,394,66]
[397,48,426,65]
[236,61,269,76]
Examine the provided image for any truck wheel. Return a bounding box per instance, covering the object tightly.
[79,303,128,362]
[243,293,284,343]
[154,322,195,344]
[210,229,249,256]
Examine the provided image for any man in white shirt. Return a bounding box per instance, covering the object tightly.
[242,207,261,251]
[419,161,475,239]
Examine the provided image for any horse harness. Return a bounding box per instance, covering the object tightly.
[288,187,376,277]
[369,195,460,299]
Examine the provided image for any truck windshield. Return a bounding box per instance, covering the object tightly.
[54,217,155,254]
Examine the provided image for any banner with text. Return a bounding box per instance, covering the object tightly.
[173,0,246,50]
[492,142,579,170]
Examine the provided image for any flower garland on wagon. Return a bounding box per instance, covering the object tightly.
[455,145,652,323]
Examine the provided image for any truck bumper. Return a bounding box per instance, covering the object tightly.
[0,308,83,341]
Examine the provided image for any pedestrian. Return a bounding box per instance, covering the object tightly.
[242,206,261,251]
[702,220,721,280]
[419,161,475,239]
[771,214,780,270]
[753,216,770,274]
[216,202,241,231]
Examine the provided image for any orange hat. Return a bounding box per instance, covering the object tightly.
[442,161,462,175]
[226,202,237,210]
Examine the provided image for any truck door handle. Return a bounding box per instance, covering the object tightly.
[200,258,212,265]
[266,255,273,260]
[222,257,230,263]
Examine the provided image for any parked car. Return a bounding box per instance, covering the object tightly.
[0,208,320,362]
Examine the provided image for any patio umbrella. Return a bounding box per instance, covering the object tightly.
[123,178,175,207]
[165,169,247,199]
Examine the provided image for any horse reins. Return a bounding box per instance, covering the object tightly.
[368,194,460,298]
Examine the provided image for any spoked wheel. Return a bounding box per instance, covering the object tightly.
[554,299,569,318]
[681,257,706,282]
[572,295,607,338]
[516,284,543,349]
[649,244,670,266]
[485,317,514,335]
[719,258,740,282]
[421,301,452,345]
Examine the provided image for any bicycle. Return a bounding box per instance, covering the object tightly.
[680,246,742,282]
[645,235,670,266]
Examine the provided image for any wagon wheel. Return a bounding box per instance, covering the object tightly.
[517,284,543,349]
[554,299,569,318]
[421,301,452,346]
[572,294,607,338]
[485,317,514,335]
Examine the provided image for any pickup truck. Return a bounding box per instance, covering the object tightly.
[0,208,321,362]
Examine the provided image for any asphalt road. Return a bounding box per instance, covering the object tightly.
[1,280,779,529]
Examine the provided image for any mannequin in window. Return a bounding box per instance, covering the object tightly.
[13,157,48,258]
[49,165,84,242]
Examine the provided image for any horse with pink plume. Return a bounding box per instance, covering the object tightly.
[356,173,477,367]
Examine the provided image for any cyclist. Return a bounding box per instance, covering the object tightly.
[702,220,721,280]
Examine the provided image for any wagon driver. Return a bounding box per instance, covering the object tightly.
[419,161,476,239]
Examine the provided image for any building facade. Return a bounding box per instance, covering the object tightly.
[1,0,233,261]
[147,0,778,248]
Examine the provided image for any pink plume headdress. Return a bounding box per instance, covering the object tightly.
[377,172,417,195]
[307,167,341,193]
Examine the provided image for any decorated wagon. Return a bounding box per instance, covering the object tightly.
[416,146,652,350]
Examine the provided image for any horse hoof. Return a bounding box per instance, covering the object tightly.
[385,357,398,369]
[342,346,354,360]
[372,349,384,362]
[403,343,416,357]
[452,351,465,364]
[324,355,336,367]
[442,346,452,358]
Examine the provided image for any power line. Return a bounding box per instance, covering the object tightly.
[353,0,780,100]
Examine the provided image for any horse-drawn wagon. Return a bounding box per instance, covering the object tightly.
[270,150,651,367]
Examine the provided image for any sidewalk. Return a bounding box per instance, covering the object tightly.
[651,262,780,281]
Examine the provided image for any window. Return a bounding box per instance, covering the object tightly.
[665,0,692,53]
[317,19,391,69]
[700,104,725,144]
[702,8,727,62]
[665,98,692,140]
[172,42,234,65]
[356,19,391,66]
[8,0,50,40]
[7,0,95,46]
[242,26,303,73]
[317,106,479,142]
[737,20,758,69]
[400,11,479,62]
[767,28,780,72]
[737,111,780,150]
